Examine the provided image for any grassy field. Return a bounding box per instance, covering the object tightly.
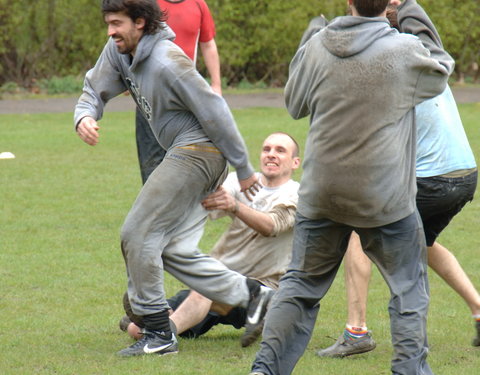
[1,104,479,374]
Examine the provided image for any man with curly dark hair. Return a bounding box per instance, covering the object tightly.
[74,0,270,358]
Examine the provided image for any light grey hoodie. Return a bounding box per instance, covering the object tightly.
[74,25,254,180]
[285,0,454,227]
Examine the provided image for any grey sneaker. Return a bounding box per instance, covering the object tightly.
[241,285,274,347]
[249,372,266,375]
[117,330,178,357]
[473,320,480,346]
[316,332,376,358]
[119,315,131,332]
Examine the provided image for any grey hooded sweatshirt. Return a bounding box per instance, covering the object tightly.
[74,25,253,180]
[285,0,454,227]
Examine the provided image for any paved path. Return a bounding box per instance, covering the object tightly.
[0,87,479,114]
[0,92,285,114]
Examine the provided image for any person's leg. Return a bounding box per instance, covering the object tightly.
[357,211,433,375]
[168,289,246,336]
[161,197,273,345]
[122,145,248,315]
[169,290,213,334]
[428,242,480,316]
[417,171,479,344]
[210,301,235,316]
[345,232,372,327]
[119,145,244,356]
[251,215,352,375]
[428,241,480,346]
[162,200,250,307]
[125,289,225,340]
[168,289,222,339]
[135,109,166,184]
[316,231,376,357]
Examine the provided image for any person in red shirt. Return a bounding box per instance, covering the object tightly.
[158,0,221,94]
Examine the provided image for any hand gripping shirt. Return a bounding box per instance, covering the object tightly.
[209,172,299,289]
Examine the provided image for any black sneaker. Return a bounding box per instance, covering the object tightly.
[117,330,178,357]
[316,332,376,358]
[241,283,274,347]
[473,320,480,346]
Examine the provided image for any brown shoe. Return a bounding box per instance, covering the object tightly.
[316,332,376,358]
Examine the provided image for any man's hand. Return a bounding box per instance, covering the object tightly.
[76,116,100,146]
[201,186,236,212]
[239,174,262,202]
[211,83,222,96]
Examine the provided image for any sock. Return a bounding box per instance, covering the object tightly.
[142,310,172,338]
[344,324,368,341]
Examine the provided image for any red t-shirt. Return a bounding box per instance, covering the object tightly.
[157,0,216,63]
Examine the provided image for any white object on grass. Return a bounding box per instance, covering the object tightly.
[0,152,15,159]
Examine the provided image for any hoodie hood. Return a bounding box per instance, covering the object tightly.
[131,22,176,68]
[321,16,393,58]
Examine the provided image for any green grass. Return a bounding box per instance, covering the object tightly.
[1,104,479,374]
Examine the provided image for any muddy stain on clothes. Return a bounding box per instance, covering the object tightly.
[167,49,194,71]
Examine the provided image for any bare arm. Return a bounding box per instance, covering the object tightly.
[199,39,222,95]
[202,186,273,236]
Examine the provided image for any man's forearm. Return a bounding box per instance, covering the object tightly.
[200,39,222,94]
[233,200,275,237]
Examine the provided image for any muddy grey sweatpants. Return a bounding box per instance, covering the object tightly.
[252,211,432,375]
[121,143,250,316]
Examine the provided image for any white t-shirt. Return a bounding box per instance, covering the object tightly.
[210,172,299,289]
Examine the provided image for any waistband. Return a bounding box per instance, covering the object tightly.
[439,167,477,178]
[178,143,221,154]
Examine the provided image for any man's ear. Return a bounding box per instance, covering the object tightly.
[292,157,301,170]
[135,17,146,31]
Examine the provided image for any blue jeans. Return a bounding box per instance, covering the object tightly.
[252,212,432,375]
[121,144,249,316]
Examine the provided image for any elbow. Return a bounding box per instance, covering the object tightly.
[258,225,275,237]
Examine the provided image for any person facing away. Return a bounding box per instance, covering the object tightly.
[316,3,478,359]
[74,0,274,358]
[249,0,454,374]
[121,132,301,348]
[136,0,222,183]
